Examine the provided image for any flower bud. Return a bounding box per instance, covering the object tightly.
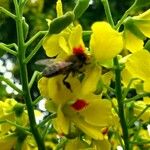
[73,0,90,19]
[48,11,74,35]
[13,103,24,117]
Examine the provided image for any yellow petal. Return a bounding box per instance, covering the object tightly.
[38,76,75,105]
[133,9,150,37]
[143,97,150,105]
[53,106,69,134]
[93,140,111,150]
[134,101,150,122]
[134,9,150,20]
[56,0,63,17]
[0,134,17,150]
[80,99,113,126]
[90,22,123,61]
[136,23,150,38]
[123,30,144,53]
[73,115,104,140]
[125,50,150,80]
[64,138,88,150]
[43,35,61,57]
[59,36,71,55]
[144,79,150,92]
[69,25,85,52]
[81,66,101,95]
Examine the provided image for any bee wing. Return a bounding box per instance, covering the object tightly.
[35,59,56,67]
[42,61,73,77]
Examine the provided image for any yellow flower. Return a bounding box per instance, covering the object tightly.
[0,99,17,135]
[133,9,150,38]
[90,21,123,62]
[39,74,118,140]
[122,49,150,92]
[123,9,150,53]
[64,138,111,150]
[43,24,86,59]
[123,29,144,53]
[38,75,81,105]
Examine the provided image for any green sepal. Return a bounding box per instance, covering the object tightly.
[22,17,29,40]
[73,0,90,19]
[134,0,150,9]
[124,17,146,40]
[48,11,74,35]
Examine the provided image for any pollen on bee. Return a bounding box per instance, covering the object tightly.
[71,99,88,111]
[73,45,84,55]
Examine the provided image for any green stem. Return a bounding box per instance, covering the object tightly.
[32,95,43,106]
[0,75,22,94]
[42,120,51,140]
[29,71,40,89]
[114,57,129,150]
[55,138,68,150]
[128,105,150,127]
[37,113,57,128]
[82,30,92,36]
[122,78,139,100]
[0,43,18,51]
[13,0,45,149]
[0,7,16,19]
[101,0,114,27]
[0,120,30,134]
[115,1,136,30]
[124,92,150,103]
[101,0,129,149]
[24,37,45,64]
[130,140,150,145]
[0,43,17,56]
[25,31,47,47]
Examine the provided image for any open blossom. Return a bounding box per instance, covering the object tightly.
[123,9,150,53]
[43,24,87,59]
[38,74,119,140]
[122,49,150,92]
[90,21,123,62]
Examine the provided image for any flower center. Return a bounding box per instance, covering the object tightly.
[71,99,88,111]
[73,45,84,55]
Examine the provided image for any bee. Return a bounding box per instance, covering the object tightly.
[36,51,90,91]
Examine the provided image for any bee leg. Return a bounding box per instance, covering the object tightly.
[63,74,72,92]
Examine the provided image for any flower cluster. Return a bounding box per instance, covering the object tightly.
[37,1,150,149]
